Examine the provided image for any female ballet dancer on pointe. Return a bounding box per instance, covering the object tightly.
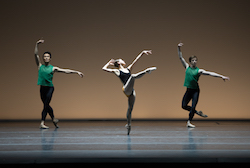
[102,50,157,135]
[35,39,84,129]
[177,42,230,128]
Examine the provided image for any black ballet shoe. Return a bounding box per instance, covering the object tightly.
[196,111,208,118]
[53,118,59,128]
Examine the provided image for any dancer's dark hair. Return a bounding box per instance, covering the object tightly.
[43,51,52,58]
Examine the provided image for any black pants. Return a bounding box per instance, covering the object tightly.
[40,86,54,121]
[182,88,200,121]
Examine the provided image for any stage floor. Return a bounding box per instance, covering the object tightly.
[0,120,250,164]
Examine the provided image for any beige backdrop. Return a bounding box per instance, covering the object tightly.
[1,0,250,120]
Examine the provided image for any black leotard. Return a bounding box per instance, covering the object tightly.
[119,69,131,85]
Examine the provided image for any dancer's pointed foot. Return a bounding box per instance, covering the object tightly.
[196,111,208,118]
[125,124,131,135]
[53,118,59,128]
[146,67,157,74]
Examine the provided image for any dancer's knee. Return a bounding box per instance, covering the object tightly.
[182,104,187,110]
[123,88,134,97]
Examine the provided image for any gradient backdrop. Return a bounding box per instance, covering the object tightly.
[1,0,249,120]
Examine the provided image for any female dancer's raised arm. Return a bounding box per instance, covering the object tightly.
[127,50,152,71]
[102,59,120,76]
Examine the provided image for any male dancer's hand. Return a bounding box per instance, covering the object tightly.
[77,71,84,78]
[37,39,44,44]
[178,43,184,47]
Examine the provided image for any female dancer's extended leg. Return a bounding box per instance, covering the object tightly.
[123,67,156,96]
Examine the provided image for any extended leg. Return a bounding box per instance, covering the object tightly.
[132,67,157,79]
[123,67,156,96]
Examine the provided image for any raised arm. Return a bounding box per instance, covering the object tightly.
[102,59,120,76]
[199,69,230,81]
[34,39,44,69]
[53,67,84,78]
[177,43,189,69]
[127,50,152,71]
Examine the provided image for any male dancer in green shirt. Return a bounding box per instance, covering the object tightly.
[35,39,84,129]
[177,43,230,128]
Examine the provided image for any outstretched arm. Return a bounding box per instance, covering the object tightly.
[102,59,120,76]
[177,43,189,69]
[34,39,44,69]
[127,50,152,71]
[199,69,230,81]
[53,67,84,78]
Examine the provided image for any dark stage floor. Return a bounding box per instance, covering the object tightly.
[0,120,250,164]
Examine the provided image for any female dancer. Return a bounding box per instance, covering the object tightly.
[102,50,156,135]
[35,39,84,129]
[177,43,229,128]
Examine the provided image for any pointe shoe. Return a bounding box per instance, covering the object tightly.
[53,118,59,128]
[186,120,195,128]
[40,123,49,129]
[125,124,131,135]
[147,67,157,74]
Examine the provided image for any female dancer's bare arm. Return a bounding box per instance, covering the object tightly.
[34,39,44,69]
[127,50,152,71]
[102,59,120,76]
[177,43,189,69]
